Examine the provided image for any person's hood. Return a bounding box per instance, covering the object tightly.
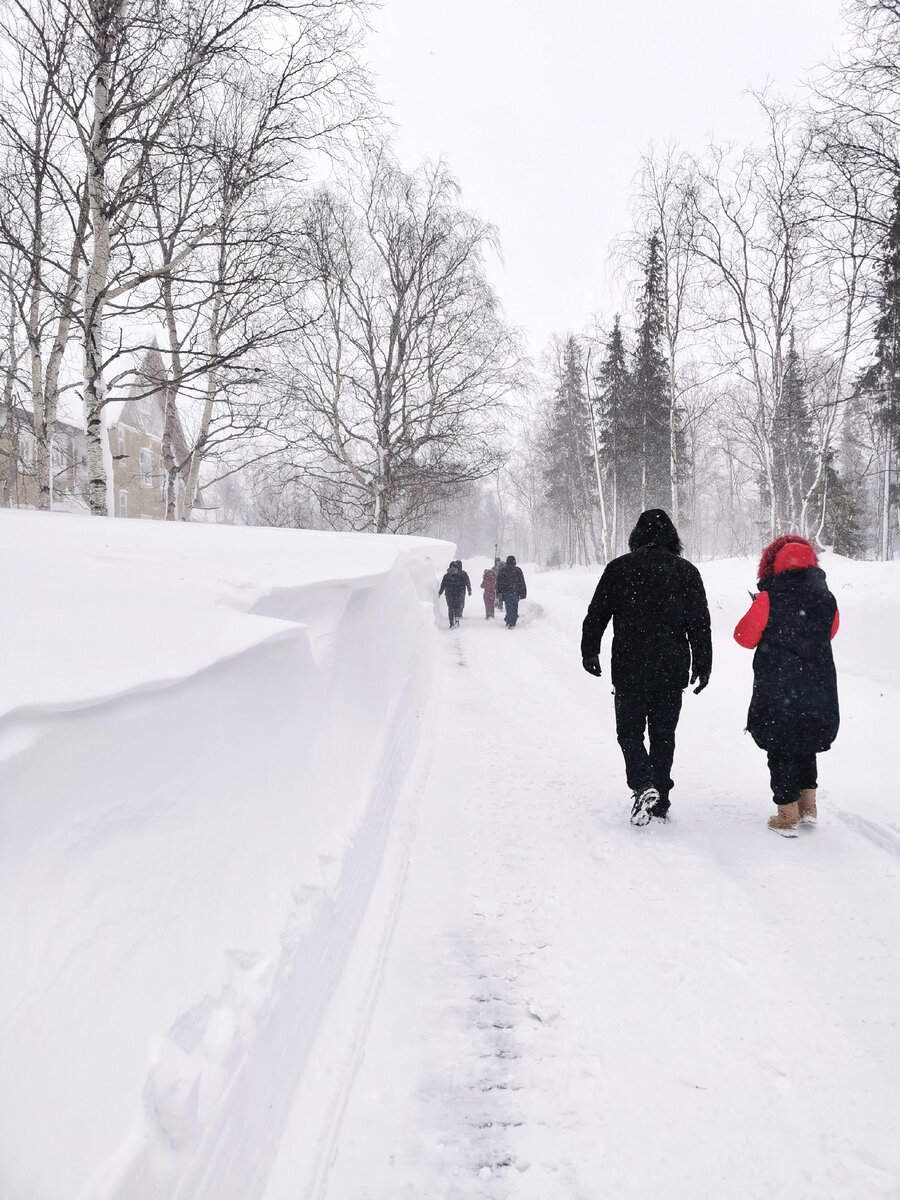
[628,509,681,554]
[506,555,517,566]
[757,535,817,581]
[774,542,817,574]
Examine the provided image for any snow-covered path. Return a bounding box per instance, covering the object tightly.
[311,576,900,1200]
[4,515,899,1199]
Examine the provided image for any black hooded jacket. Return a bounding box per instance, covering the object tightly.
[496,558,527,599]
[747,566,839,753]
[439,567,468,601]
[582,513,712,691]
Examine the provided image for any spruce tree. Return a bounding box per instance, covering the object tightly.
[543,335,598,564]
[594,315,631,554]
[859,182,900,558]
[772,330,816,529]
[629,234,671,525]
[810,448,866,558]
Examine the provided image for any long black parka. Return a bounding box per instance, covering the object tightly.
[496,559,527,599]
[439,567,468,602]
[746,566,839,754]
[581,546,712,691]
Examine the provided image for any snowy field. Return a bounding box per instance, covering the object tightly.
[2,513,900,1199]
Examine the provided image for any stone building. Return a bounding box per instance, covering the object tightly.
[0,347,190,517]
[0,407,86,510]
[108,348,189,520]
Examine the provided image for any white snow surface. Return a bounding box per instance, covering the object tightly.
[2,518,899,1199]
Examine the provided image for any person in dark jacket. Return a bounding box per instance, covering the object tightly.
[438,561,469,628]
[496,555,527,627]
[454,561,472,612]
[581,509,712,825]
[734,535,839,837]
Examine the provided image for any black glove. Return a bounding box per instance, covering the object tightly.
[691,672,709,694]
[582,655,602,677]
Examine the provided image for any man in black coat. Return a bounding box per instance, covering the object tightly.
[581,509,712,825]
[495,555,527,628]
[438,561,470,628]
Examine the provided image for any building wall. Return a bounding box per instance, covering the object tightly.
[109,423,170,519]
[0,409,185,519]
[0,410,85,509]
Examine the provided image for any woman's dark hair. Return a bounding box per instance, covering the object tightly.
[628,509,682,555]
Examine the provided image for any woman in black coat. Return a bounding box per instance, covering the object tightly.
[734,535,839,837]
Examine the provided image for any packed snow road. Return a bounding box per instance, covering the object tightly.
[282,562,900,1200]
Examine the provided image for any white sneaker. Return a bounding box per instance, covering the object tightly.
[630,787,659,827]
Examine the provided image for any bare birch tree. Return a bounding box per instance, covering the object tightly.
[688,95,817,537]
[3,0,369,515]
[290,149,523,533]
[0,6,88,507]
[144,47,342,521]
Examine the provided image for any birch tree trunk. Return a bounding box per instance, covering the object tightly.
[181,214,230,520]
[159,269,186,520]
[181,290,223,521]
[2,289,19,506]
[669,373,679,525]
[82,0,123,516]
[882,430,893,560]
[584,349,609,562]
[26,240,49,508]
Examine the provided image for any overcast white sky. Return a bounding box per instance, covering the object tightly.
[368,0,847,355]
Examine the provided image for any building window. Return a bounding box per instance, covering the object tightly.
[117,427,125,457]
[118,489,128,518]
[19,429,34,467]
[140,447,152,488]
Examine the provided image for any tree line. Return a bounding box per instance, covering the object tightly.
[0,0,523,529]
[4,0,900,562]
[513,0,900,565]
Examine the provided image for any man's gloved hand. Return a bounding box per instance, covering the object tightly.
[582,655,602,677]
[691,672,709,694]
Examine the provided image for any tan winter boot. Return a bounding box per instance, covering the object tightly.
[768,801,800,838]
[798,789,818,826]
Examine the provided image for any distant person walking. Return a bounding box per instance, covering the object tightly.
[734,535,839,837]
[496,555,527,628]
[455,561,472,613]
[481,567,497,618]
[439,561,469,629]
[581,509,712,826]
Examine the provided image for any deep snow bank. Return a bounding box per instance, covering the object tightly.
[0,511,452,1200]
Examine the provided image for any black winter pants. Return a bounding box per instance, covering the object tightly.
[767,751,817,807]
[446,595,464,627]
[614,684,683,807]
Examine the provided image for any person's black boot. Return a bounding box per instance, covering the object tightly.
[630,787,659,826]
[650,793,670,821]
